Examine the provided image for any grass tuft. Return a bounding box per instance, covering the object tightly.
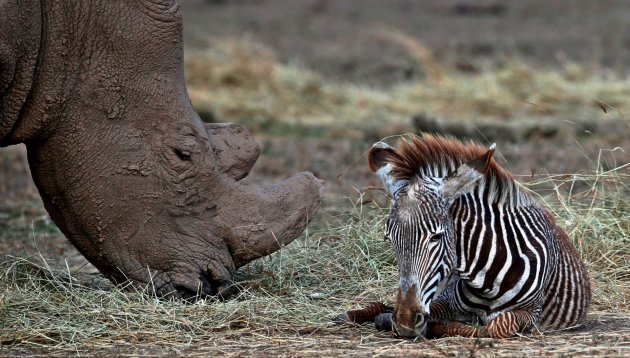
[1,165,629,355]
[525,164,630,312]
[185,39,630,132]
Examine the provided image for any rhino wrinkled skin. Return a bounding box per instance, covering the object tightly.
[0,0,323,297]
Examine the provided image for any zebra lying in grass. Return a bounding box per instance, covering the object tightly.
[337,134,591,338]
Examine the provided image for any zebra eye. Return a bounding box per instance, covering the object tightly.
[383,234,391,243]
[429,232,443,242]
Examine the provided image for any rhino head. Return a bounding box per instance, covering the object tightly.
[0,0,323,297]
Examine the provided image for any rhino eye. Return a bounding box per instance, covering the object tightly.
[174,148,191,161]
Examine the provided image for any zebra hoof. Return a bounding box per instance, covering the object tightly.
[332,313,350,324]
[375,312,393,332]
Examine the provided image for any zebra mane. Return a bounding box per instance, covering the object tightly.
[388,134,533,207]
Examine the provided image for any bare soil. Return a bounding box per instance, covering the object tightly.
[1,312,628,356]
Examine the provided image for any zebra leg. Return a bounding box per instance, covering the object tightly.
[375,312,393,332]
[372,299,473,335]
[425,299,486,338]
[332,302,393,325]
[370,299,489,338]
[427,299,457,321]
[427,321,484,338]
[485,310,537,338]
[429,309,537,338]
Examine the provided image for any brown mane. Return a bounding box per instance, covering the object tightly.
[387,134,531,206]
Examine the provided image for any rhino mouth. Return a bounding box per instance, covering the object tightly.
[172,269,237,300]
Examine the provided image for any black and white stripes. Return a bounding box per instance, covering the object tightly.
[369,134,591,338]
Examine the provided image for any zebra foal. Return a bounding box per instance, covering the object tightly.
[349,134,591,338]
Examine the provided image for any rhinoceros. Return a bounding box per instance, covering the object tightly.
[0,0,323,297]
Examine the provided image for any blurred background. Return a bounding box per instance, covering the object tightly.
[1,0,629,269]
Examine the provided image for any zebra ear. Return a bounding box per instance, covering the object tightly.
[443,144,496,199]
[368,142,407,198]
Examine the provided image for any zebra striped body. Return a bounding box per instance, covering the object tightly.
[443,192,590,329]
[369,135,591,338]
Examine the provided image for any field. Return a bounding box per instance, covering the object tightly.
[1,1,630,356]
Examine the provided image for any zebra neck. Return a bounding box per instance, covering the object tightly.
[451,187,530,291]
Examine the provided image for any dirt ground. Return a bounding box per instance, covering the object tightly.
[1,311,629,356]
[1,1,630,356]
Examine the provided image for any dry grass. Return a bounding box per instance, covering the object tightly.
[1,166,629,356]
[185,39,630,131]
[525,165,630,313]
[1,39,630,356]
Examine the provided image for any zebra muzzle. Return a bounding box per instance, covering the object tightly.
[393,282,430,337]
[393,310,430,337]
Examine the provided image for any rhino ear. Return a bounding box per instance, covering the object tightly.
[368,142,407,198]
[443,143,496,199]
